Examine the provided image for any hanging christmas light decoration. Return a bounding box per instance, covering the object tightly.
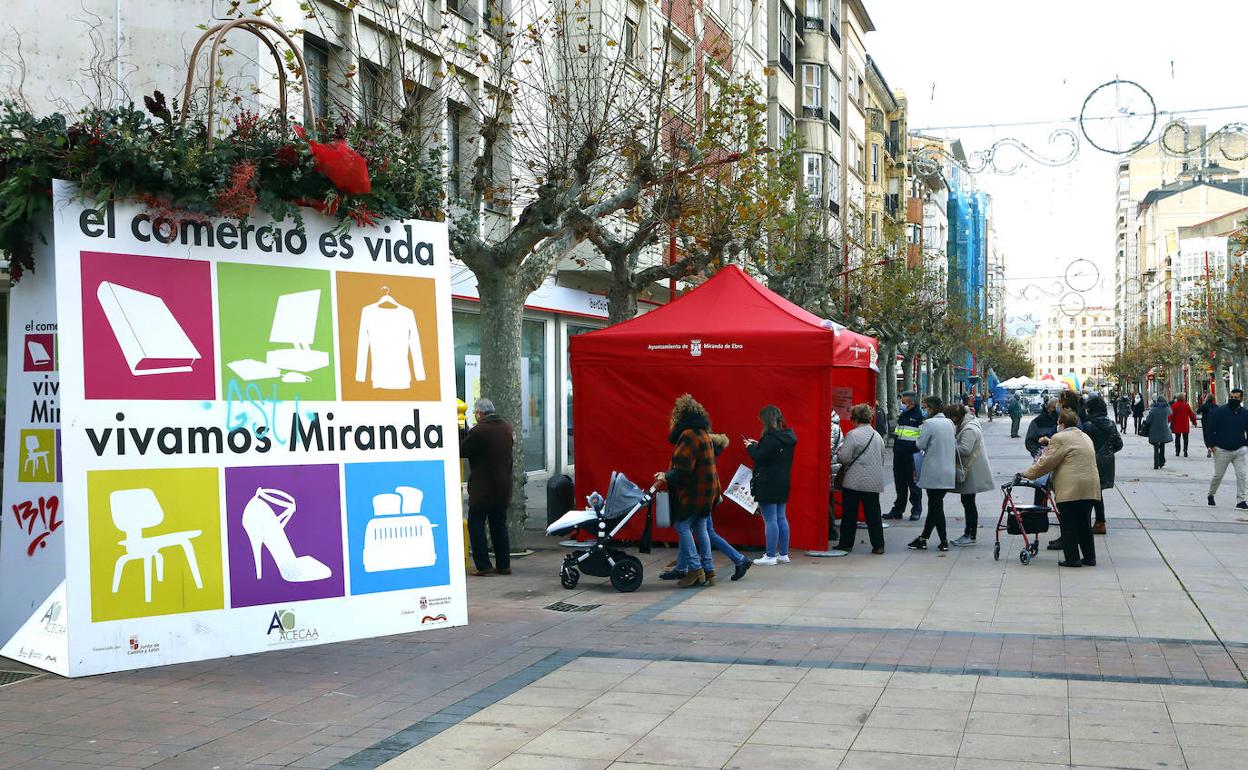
[1160,119,1248,161]
[1079,79,1157,154]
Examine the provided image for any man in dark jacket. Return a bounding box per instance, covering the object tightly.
[1025,398,1061,506]
[1207,388,1248,509]
[1083,395,1123,535]
[1008,394,1023,437]
[887,391,924,520]
[460,398,514,576]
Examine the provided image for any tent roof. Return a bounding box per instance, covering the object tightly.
[571,265,877,368]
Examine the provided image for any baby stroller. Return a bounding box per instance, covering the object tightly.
[994,476,1061,565]
[545,471,655,593]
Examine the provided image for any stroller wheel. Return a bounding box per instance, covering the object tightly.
[1019,550,1031,565]
[609,556,644,593]
[993,542,1001,561]
[560,565,580,589]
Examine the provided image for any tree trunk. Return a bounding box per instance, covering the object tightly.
[887,350,899,416]
[876,342,891,409]
[901,352,914,395]
[607,278,641,327]
[475,269,530,550]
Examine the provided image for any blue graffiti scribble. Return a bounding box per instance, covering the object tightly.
[223,380,316,447]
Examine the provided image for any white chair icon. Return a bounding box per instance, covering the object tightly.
[109,489,204,603]
[22,434,49,476]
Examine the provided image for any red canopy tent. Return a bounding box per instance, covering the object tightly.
[569,266,878,550]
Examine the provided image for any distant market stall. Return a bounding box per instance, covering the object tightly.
[569,266,878,551]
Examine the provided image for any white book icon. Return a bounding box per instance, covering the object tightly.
[97,282,202,376]
[26,340,50,365]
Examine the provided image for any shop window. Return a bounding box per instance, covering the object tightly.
[453,312,546,473]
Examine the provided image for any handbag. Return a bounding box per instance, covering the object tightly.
[834,434,873,490]
[955,437,982,485]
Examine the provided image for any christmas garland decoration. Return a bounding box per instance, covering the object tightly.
[0,91,444,281]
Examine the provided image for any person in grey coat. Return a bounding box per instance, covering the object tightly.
[1142,396,1173,469]
[832,404,887,555]
[946,404,994,546]
[909,396,957,552]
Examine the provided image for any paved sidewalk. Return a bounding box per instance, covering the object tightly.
[0,415,1244,769]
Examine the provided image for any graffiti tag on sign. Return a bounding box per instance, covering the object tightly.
[11,495,61,556]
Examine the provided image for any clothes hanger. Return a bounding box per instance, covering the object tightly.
[377,286,398,308]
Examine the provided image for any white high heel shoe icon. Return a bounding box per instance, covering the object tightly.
[241,487,332,582]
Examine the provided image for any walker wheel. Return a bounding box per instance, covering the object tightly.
[993,543,1001,561]
[1019,550,1031,565]
[560,565,580,589]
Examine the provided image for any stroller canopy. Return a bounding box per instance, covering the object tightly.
[604,472,646,519]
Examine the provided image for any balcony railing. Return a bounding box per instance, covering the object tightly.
[779,51,793,77]
[828,22,840,46]
[802,16,824,31]
[830,113,840,132]
[885,137,900,158]
[801,106,824,119]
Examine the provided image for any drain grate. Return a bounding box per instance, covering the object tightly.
[544,602,601,613]
[0,671,39,687]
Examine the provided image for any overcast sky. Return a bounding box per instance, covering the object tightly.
[865,0,1248,335]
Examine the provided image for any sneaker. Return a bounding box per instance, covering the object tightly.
[871,546,885,555]
[906,537,927,550]
[731,559,753,581]
[909,512,921,521]
[776,555,791,564]
[1047,538,1064,551]
[885,511,903,520]
[659,568,685,580]
[825,550,850,557]
[1208,495,1216,507]
[937,541,950,552]
[753,555,778,566]
[951,535,976,547]
[1091,521,1107,535]
[1238,502,1248,510]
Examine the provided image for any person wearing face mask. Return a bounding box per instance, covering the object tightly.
[1206,388,1248,509]
[1025,398,1061,507]
[886,391,925,521]
[1019,408,1101,568]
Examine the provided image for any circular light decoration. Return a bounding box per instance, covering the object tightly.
[1064,259,1100,292]
[1079,79,1157,155]
[1160,119,1248,162]
[1122,277,1143,297]
[1059,291,1086,317]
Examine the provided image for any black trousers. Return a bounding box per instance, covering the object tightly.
[1133,413,1142,432]
[889,449,922,516]
[1093,498,1105,523]
[837,488,885,550]
[960,493,978,538]
[1117,413,1128,431]
[468,504,511,571]
[1153,442,1166,468]
[1010,415,1021,437]
[1174,433,1189,455]
[1057,499,1096,564]
[920,489,948,543]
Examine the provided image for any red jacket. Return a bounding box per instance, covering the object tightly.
[1168,400,1197,434]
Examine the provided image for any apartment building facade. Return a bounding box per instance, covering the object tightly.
[1029,306,1116,387]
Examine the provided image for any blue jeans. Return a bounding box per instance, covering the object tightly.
[760,502,790,558]
[674,515,713,573]
[706,514,744,565]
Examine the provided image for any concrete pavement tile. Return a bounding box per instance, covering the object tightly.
[561,658,653,675]
[972,692,1071,717]
[721,743,846,770]
[587,691,692,714]
[418,723,539,753]
[1069,738,1187,769]
[767,700,871,727]
[745,719,859,750]
[1067,697,1173,723]
[955,760,1068,770]
[887,671,979,692]
[671,696,780,722]
[618,735,740,768]
[973,677,1068,698]
[1179,744,1248,769]
[875,688,974,712]
[958,733,1070,764]
[1162,684,1248,706]
[615,676,708,697]
[1173,722,1248,748]
[556,708,669,738]
[850,726,962,756]
[647,714,763,743]
[838,750,956,769]
[965,711,1068,738]
[516,730,639,761]
[377,744,510,769]
[1069,720,1179,745]
[781,682,883,705]
[533,672,632,692]
[720,664,806,683]
[463,703,577,730]
[640,661,728,679]
[500,686,603,709]
[491,754,611,770]
[862,706,969,732]
[695,678,795,701]
[801,667,894,687]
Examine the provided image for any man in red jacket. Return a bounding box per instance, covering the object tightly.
[460,398,515,576]
[1169,393,1198,458]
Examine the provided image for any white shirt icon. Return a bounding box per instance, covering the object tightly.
[355,293,426,390]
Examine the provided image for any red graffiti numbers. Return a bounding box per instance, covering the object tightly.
[11,496,61,556]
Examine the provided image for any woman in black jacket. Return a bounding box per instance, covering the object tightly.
[744,405,797,566]
[1197,394,1217,457]
[1083,396,1123,535]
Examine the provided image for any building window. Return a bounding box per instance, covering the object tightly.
[447,101,464,201]
[829,72,840,120]
[829,157,840,205]
[801,64,821,109]
[779,4,794,74]
[871,212,879,245]
[624,1,641,61]
[804,0,820,23]
[361,60,384,125]
[304,35,331,122]
[854,137,865,176]
[871,143,879,182]
[803,153,823,199]
[778,107,795,144]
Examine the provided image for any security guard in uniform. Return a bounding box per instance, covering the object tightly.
[887,391,925,520]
